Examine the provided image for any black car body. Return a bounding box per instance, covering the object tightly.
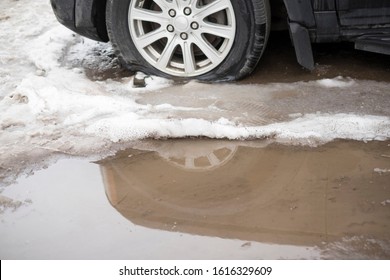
[51,0,390,80]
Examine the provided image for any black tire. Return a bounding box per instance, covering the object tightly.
[106,0,270,81]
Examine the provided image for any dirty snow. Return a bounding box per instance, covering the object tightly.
[381,200,390,206]
[317,77,356,88]
[374,168,390,174]
[0,0,390,185]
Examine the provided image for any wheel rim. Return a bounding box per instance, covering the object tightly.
[128,0,236,77]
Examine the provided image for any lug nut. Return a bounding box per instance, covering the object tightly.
[167,25,174,32]
[191,22,199,30]
[168,9,176,17]
[180,32,188,40]
[183,7,192,16]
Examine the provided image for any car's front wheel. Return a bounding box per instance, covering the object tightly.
[106,0,270,81]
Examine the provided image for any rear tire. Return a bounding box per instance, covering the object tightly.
[106,0,270,81]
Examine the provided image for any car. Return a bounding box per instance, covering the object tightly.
[51,0,390,81]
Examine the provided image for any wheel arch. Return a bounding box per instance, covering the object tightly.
[51,0,109,42]
[92,0,109,42]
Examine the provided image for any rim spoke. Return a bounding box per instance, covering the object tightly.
[173,0,186,10]
[157,35,179,68]
[138,28,167,49]
[192,33,221,64]
[185,157,195,169]
[188,0,199,9]
[182,42,196,74]
[194,0,229,20]
[201,22,234,39]
[131,8,170,24]
[152,0,170,11]
[207,153,221,166]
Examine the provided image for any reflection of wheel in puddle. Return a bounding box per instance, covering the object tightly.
[163,146,238,171]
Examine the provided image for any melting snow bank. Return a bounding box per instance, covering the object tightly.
[84,113,389,144]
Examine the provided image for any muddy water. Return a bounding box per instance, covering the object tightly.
[100,140,390,259]
[2,140,389,259]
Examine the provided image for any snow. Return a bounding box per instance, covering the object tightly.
[381,200,390,206]
[374,168,390,174]
[0,0,390,185]
[84,113,389,144]
[317,77,355,88]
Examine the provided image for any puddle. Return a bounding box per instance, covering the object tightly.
[1,140,390,259]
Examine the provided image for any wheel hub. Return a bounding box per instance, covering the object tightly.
[174,16,189,32]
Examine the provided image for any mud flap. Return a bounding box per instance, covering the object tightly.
[288,22,315,70]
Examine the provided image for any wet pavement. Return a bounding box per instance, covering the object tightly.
[135,77,390,129]
[1,140,389,259]
[244,31,390,84]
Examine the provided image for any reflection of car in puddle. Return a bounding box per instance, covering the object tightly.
[149,140,240,171]
[99,140,390,258]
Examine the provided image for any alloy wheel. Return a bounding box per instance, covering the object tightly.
[128,0,237,77]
